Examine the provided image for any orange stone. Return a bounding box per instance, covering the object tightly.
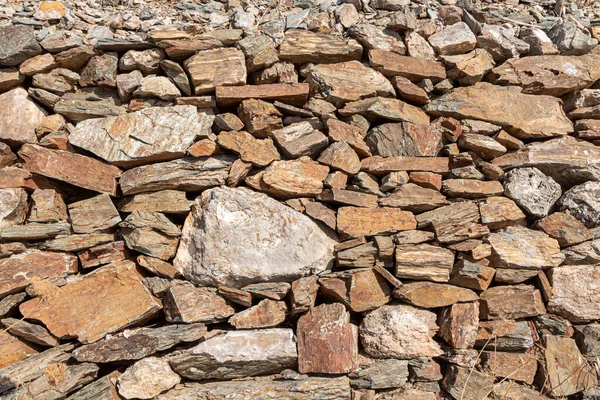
[337,206,416,237]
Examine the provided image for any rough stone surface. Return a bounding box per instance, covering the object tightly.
[174,187,335,288]
[503,167,562,218]
[0,87,47,145]
[548,265,600,323]
[117,357,180,399]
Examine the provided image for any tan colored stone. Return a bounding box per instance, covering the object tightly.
[253,157,329,198]
[481,352,537,384]
[442,179,503,199]
[0,87,47,145]
[487,226,564,269]
[137,255,178,279]
[117,190,191,215]
[369,50,446,82]
[319,269,391,313]
[184,48,246,94]
[229,299,287,329]
[541,336,598,397]
[390,76,429,105]
[490,54,600,96]
[327,119,371,158]
[217,130,279,167]
[443,49,495,85]
[480,284,546,320]
[297,303,358,374]
[0,188,28,228]
[0,333,37,369]
[238,98,282,138]
[20,260,161,343]
[441,365,493,400]
[361,156,449,175]
[479,196,526,229]
[119,211,181,261]
[68,194,121,234]
[394,282,477,309]
[339,97,429,125]
[438,302,479,350]
[164,283,234,324]
[425,82,573,139]
[548,265,600,322]
[290,275,319,315]
[337,206,415,238]
[395,244,455,282]
[379,183,449,212]
[417,201,489,244]
[449,260,495,291]
[19,144,121,196]
[318,141,361,175]
[216,83,308,107]
[279,30,362,64]
[218,285,252,307]
[157,38,223,61]
[306,61,395,107]
[476,320,534,351]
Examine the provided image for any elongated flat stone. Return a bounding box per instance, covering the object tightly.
[279,30,362,64]
[216,83,309,107]
[19,144,122,196]
[369,50,446,82]
[19,260,161,343]
[69,106,212,166]
[337,206,416,238]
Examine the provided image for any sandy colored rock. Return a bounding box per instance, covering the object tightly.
[360,304,442,359]
[449,260,495,291]
[216,83,308,107]
[395,243,454,282]
[256,157,330,198]
[425,82,573,139]
[229,299,287,329]
[167,328,297,380]
[117,190,191,215]
[490,54,600,96]
[297,303,358,374]
[487,226,564,269]
[118,357,180,399]
[337,206,415,238]
[361,156,449,175]
[479,196,526,229]
[0,333,37,369]
[272,122,329,159]
[369,50,446,82]
[137,255,178,278]
[541,335,598,397]
[19,144,121,196]
[318,141,361,175]
[417,201,488,244]
[19,260,161,343]
[442,179,503,199]
[69,106,210,167]
[174,187,334,288]
[289,276,319,315]
[306,61,394,107]
[120,155,234,196]
[79,241,129,269]
[184,48,246,94]
[238,98,282,138]
[279,30,362,64]
[319,269,391,313]
[476,320,534,351]
[0,250,77,298]
[339,97,429,125]
[0,87,47,145]
[480,284,546,320]
[548,265,600,322]
[217,130,280,167]
[443,49,495,85]
[393,282,478,308]
[1,317,58,347]
[348,24,406,55]
[441,365,493,400]
[0,188,28,228]
[133,76,181,101]
[428,22,477,55]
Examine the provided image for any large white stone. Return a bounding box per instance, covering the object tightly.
[0,87,46,145]
[117,357,180,399]
[174,187,335,288]
[69,105,212,166]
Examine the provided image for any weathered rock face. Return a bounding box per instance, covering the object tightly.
[174,187,335,288]
[0,26,42,66]
[306,61,395,107]
[360,305,442,359]
[297,303,357,374]
[548,265,600,322]
[503,167,562,218]
[69,106,210,166]
[117,357,180,399]
[425,82,573,139]
[558,181,600,227]
[0,87,47,145]
[167,328,297,380]
[279,30,362,64]
[184,48,247,94]
[496,53,600,93]
[487,226,564,269]
[19,261,161,343]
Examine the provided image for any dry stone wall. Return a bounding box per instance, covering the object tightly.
[0,0,600,399]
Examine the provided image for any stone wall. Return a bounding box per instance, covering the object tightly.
[0,0,600,399]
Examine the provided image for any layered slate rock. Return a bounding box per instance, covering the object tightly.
[19,260,161,343]
[155,377,351,399]
[167,328,297,380]
[69,106,210,166]
[297,303,358,374]
[174,187,335,288]
[279,30,362,64]
[184,48,246,94]
[425,82,573,139]
[369,49,446,82]
[19,144,122,196]
[0,88,47,146]
[548,265,600,322]
[489,54,600,96]
[0,250,78,298]
[487,226,564,269]
[336,206,416,237]
[306,61,395,106]
[360,305,443,359]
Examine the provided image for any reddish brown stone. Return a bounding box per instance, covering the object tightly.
[481,351,537,384]
[229,299,287,329]
[361,156,450,175]
[319,269,391,312]
[19,260,161,343]
[0,250,77,298]
[78,241,129,269]
[369,50,446,82]
[297,303,358,374]
[164,283,234,324]
[409,172,442,191]
[216,83,309,107]
[0,333,37,369]
[480,284,546,320]
[393,282,478,308]
[442,179,504,199]
[290,275,319,315]
[337,206,416,237]
[217,130,280,167]
[19,144,121,196]
[535,212,593,247]
[438,302,479,349]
